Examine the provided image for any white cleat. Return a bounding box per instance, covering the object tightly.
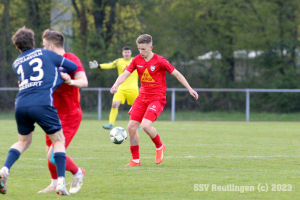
[69,168,86,193]
[56,184,70,196]
[37,184,56,193]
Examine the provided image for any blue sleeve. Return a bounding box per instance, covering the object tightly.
[46,50,78,74]
[61,58,78,74]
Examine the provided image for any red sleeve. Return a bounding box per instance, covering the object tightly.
[160,57,175,73]
[126,56,137,73]
[64,53,85,74]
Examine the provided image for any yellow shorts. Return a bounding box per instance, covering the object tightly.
[113,88,139,105]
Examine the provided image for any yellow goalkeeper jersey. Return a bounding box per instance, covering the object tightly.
[100,58,138,89]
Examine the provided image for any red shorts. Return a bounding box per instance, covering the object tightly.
[46,109,82,148]
[128,97,166,123]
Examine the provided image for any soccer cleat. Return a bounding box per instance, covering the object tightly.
[155,144,166,164]
[37,184,56,193]
[125,160,141,166]
[102,124,114,130]
[69,168,86,194]
[0,169,7,194]
[56,184,70,196]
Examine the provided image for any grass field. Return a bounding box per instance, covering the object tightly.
[4,110,300,121]
[0,120,299,199]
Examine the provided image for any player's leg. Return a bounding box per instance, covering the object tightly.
[38,137,57,193]
[0,133,32,194]
[1,107,34,194]
[47,130,69,195]
[103,89,125,130]
[125,97,145,166]
[126,88,141,130]
[105,100,121,129]
[34,106,69,195]
[141,100,166,164]
[45,145,86,194]
[62,113,86,194]
[40,112,85,194]
[126,120,141,166]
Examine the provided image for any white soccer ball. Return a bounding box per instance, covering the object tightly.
[110,127,127,144]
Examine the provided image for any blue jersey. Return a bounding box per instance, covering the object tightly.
[12,48,78,108]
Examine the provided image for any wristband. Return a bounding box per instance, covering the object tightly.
[68,80,74,85]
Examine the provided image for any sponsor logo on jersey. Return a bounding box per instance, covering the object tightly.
[137,65,144,68]
[150,65,155,71]
[149,105,156,111]
[141,68,155,82]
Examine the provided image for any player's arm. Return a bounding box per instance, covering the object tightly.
[62,58,78,74]
[110,70,131,94]
[49,51,78,74]
[171,69,199,100]
[89,59,117,69]
[60,71,88,88]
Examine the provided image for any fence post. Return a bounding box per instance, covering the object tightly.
[98,89,102,121]
[171,89,175,121]
[246,89,250,122]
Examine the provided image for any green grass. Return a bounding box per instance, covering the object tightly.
[3,110,300,121]
[0,120,299,199]
[83,110,300,121]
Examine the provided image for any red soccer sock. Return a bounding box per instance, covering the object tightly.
[130,145,140,160]
[48,160,58,179]
[66,155,79,175]
[152,134,163,148]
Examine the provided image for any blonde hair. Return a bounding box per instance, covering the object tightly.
[42,29,64,48]
[136,34,152,45]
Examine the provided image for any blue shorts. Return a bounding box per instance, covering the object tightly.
[15,106,62,135]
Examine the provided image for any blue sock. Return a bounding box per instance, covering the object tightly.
[54,152,66,177]
[3,148,21,170]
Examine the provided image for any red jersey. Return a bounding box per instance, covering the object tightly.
[126,54,175,99]
[53,53,85,115]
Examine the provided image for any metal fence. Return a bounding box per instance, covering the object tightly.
[2,87,300,121]
[82,88,300,122]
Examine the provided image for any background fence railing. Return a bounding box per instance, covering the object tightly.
[2,87,300,121]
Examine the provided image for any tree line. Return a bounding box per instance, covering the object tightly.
[0,0,300,113]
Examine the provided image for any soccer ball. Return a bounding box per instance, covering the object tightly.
[110,127,127,144]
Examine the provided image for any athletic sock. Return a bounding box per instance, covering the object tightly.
[73,167,82,177]
[57,177,65,186]
[152,134,163,149]
[48,160,58,179]
[132,159,140,163]
[66,155,79,175]
[1,167,9,176]
[54,152,66,178]
[3,148,21,171]
[109,107,118,125]
[130,145,139,160]
[51,179,58,187]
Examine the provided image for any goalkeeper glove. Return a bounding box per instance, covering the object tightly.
[89,60,100,69]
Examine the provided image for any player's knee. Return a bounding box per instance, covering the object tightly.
[19,139,31,149]
[141,123,151,132]
[127,124,138,135]
[112,101,121,108]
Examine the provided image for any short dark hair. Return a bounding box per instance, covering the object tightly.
[136,34,152,45]
[12,26,35,52]
[42,29,64,48]
[122,46,131,51]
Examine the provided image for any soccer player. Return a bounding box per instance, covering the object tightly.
[110,34,199,166]
[0,27,78,195]
[37,29,88,194]
[89,46,140,130]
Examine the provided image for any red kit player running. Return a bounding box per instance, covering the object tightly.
[111,34,198,166]
[38,29,88,193]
